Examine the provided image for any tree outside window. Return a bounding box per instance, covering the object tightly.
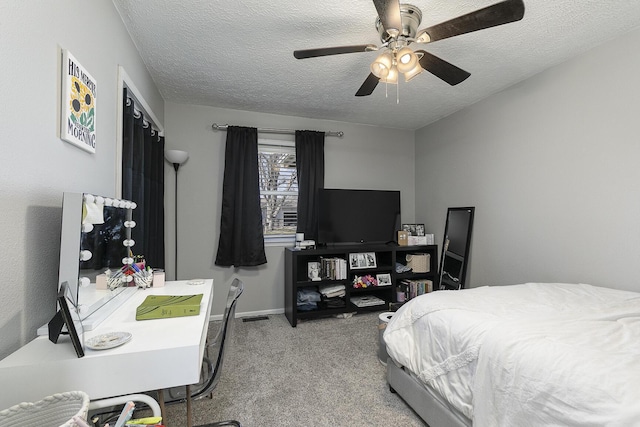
[258,142,298,240]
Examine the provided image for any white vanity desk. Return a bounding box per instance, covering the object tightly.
[0,279,214,412]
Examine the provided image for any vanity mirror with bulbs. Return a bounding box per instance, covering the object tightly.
[38,192,141,335]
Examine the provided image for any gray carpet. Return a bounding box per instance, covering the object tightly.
[162,313,426,426]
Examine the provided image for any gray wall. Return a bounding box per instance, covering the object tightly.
[0,1,163,359]
[163,103,416,317]
[415,27,640,293]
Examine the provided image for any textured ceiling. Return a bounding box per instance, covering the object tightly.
[112,0,640,130]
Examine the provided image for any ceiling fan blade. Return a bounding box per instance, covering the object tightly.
[372,0,402,35]
[415,0,525,43]
[355,73,380,97]
[294,44,377,59]
[416,50,471,86]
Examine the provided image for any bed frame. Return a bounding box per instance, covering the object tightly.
[387,360,471,427]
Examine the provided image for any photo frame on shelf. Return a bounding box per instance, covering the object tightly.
[307,261,321,281]
[376,273,392,286]
[402,224,426,236]
[48,281,85,358]
[349,252,377,269]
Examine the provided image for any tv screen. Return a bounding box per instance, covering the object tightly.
[317,189,400,245]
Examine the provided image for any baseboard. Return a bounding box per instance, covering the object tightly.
[208,307,284,322]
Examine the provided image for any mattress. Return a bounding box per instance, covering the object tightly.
[383,282,640,425]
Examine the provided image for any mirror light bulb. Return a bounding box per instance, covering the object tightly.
[80,250,93,261]
[84,194,95,203]
[104,198,113,206]
[79,277,90,288]
[82,223,94,233]
[95,196,104,205]
[130,202,137,210]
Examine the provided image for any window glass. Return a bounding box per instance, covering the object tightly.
[258,141,297,244]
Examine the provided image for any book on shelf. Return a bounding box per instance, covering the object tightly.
[136,294,203,320]
[319,257,347,280]
[401,279,434,300]
[350,295,386,307]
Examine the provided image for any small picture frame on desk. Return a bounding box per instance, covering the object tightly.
[48,281,85,358]
[349,252,377,269]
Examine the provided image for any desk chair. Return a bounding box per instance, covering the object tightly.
[193,277,243,426]
[160,278,244,427]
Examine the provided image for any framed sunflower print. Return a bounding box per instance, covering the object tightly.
[60,49,97,153]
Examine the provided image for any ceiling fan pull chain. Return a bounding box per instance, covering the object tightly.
[396,81,399,104]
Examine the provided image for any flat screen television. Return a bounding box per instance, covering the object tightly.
[317,189,400,245]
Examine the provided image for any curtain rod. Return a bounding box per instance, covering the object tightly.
[126,97,162,136]
[211,123,344,138]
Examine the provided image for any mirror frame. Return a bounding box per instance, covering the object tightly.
[439,207,475,290]
[58,192,137,330]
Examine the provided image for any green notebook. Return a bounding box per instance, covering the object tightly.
[136,294,204,320]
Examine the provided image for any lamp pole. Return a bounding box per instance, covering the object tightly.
[164,150,189,280]
[172,162,180,280]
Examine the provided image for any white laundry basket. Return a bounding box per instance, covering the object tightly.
[0,391,90,427]
[377,312,394,365]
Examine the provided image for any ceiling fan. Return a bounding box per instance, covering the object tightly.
[293,0,525,96]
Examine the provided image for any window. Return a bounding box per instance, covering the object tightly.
[258,140,298,244]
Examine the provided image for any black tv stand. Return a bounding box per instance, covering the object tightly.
[284,243,438,326]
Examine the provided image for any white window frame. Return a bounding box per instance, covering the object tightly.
[259,139,297,247]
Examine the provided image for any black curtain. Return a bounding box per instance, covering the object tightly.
[122,88,165,269]
[215,126,267,267]
[295,130,325,241]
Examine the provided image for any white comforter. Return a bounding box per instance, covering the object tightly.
[383,283,640,426]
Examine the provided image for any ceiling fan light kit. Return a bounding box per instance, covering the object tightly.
[293,0,525,97]
[403,62,423,82]
[396,47,418,73]
[371,52,393,78]
[380,65,398,84]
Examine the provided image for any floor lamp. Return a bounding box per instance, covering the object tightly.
[165,149,189,280]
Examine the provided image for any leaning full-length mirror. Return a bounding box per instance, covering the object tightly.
[439,207,475,290]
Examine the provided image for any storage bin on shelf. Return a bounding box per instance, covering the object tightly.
[406,253,430,273]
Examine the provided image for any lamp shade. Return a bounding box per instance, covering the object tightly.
[403,63,424,82]
[165,149,189,165]
[380,65,398,84]
[370,52,393,78]
[396,47,418,74]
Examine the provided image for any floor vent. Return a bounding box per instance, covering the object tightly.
[242,315,269,322]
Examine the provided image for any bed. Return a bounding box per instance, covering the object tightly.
[383,282,640,426]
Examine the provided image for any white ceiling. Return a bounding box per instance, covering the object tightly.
[112,0,640,130]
